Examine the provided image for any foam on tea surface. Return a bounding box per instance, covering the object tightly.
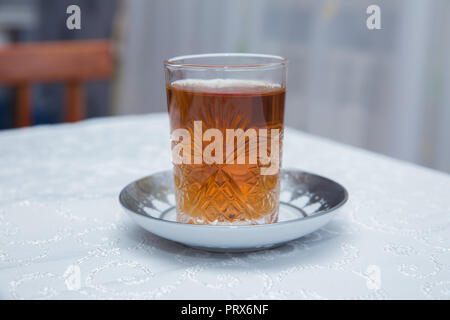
[170,79,281,94]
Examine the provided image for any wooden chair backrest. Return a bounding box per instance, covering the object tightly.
[0,40,112,127]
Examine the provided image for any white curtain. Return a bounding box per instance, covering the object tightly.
[114,0,450,173]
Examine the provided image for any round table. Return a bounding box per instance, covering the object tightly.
[0,113,449,299]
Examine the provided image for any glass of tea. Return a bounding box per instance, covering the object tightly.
[164,53,287,225]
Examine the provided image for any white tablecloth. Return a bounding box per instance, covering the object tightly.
[0,113,449,299]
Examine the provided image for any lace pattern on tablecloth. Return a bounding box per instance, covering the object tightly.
[0,114,449,299]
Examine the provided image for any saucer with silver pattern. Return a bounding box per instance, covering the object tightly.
[119,169,348,252]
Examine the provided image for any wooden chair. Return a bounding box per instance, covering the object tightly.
[0,40,113,127]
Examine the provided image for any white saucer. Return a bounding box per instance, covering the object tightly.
[119,169,348,252]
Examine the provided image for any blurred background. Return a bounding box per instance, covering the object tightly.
[0,0,449,173]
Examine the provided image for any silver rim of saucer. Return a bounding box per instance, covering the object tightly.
[119,169,348,229]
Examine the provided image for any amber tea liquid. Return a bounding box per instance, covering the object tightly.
[167,79,285,225]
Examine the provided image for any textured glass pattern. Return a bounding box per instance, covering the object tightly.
[167,81,285,225]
